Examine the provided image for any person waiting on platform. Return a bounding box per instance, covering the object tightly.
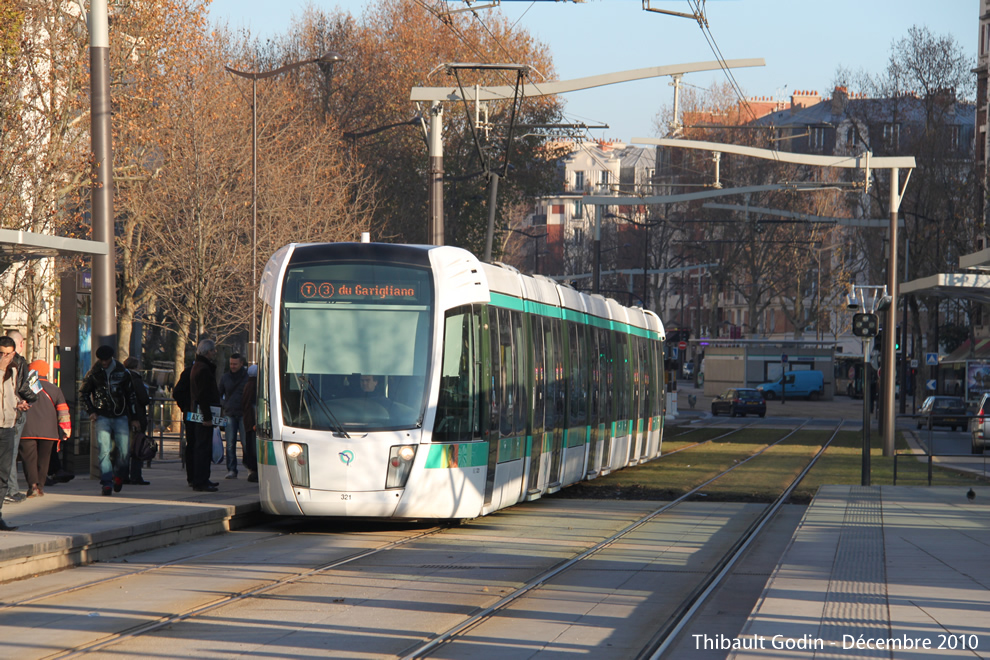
[19,360,70,498]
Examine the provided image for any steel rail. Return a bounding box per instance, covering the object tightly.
[641,420,845,659]
[401,418,816,659]
[1,529,291,612]
[49,525,450,659]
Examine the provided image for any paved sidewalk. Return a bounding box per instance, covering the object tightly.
[726,485,990,659]
[0,456,262,583]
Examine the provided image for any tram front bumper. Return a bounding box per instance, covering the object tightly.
[291,487,405,517]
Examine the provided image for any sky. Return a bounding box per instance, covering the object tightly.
[206,0,978,141]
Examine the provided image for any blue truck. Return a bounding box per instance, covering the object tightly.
[756,370,824,400]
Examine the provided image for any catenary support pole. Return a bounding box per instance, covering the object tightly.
[483,172,498,262]
[592,204,602,294]
[428,102,444,245]
[882,168,899,456]
[862,339,872,486]
[89,0,116,353]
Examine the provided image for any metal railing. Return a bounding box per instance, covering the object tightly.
[893,411,988,485]
[146,396,187,465]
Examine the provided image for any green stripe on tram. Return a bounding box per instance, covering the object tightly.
[425,442,489,469]
[489,292,660,340]
[260,439,277,465]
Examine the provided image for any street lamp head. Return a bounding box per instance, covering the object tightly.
[319,51,345,64]
[846,293,860,310]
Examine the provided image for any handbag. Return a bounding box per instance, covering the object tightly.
[134,431,158,461]
[212,426,224,464]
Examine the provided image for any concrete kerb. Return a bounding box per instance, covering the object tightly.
[0,499,263,583]
[0,456,266,584]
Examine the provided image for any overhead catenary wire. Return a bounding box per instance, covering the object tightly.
[416,0,606,140]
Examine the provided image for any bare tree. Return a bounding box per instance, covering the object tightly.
[0,2,90,357]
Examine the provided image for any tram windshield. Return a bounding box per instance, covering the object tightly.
[279,260,434,432]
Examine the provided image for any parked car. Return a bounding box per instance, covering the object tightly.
[712,388,766,418]
[917,395,967,431]
[969,394,990,453]
[756,370,824,400]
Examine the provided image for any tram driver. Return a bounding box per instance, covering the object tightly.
[354,374,402,419]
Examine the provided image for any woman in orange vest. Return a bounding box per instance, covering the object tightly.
[20,360,70,497]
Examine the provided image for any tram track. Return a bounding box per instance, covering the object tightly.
[0,530,292,613]
[39,525,450,659]
[641,420,844,659]
[660,420,758,456]
[400,418,840,658]
[19,419,840,659]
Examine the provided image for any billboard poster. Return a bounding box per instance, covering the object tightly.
[967,361,990,399]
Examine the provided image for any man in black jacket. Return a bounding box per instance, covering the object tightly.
[0,336,37,529]
[189,339,221,492]
[219,353,248,480]
[79,345,140,496]
[3,330,33,505]
[122,357,151,486]
[171,362,197,487]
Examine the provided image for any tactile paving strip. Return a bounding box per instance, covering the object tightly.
[815,486,889,656]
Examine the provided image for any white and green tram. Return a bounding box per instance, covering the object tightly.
[256,242,666,519]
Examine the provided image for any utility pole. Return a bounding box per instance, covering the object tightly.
[428,102,444,245]
[88,0,116,353]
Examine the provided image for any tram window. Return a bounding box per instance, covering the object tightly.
[278,261,433,431]
[568,322,588,427]
[434,306,481,442]
[257,304,273,434]
[511,310,527,435]
[653,341,666,417]
[488,309,501,434]
[615,333,628,421]
[545,319,556,430]
[550,319,567,429]
[498,307,515,438]
[532,316,546,436]
[590,328,600,423]
[599,328,612,421]
[640,337,651,420]
[642,337,651,419]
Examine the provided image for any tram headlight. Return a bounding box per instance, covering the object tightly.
[385,444,417,489]
[284,442,310,488]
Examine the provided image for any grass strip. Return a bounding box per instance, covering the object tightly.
[554,426,989,504]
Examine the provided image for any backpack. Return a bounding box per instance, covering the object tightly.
[172,366,191,413]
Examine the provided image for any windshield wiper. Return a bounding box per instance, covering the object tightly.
[297,345,350,438]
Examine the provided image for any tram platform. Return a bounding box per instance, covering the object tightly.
[723,485,990,659]
[0,453,262,583]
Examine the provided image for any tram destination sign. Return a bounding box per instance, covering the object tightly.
[296,280,420,302]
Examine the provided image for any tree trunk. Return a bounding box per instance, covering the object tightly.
[168,312,192,432]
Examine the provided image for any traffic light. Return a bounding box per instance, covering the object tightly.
[852,313,879,337]
[895,324,901,352]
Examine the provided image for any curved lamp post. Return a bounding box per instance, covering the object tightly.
[225,52,344,364]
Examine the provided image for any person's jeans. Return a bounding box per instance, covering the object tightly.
[95,415,130,486]
[5,413,25,496]
[225,415,245,474]
[0,426,15,513]
[243,428,258,473]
